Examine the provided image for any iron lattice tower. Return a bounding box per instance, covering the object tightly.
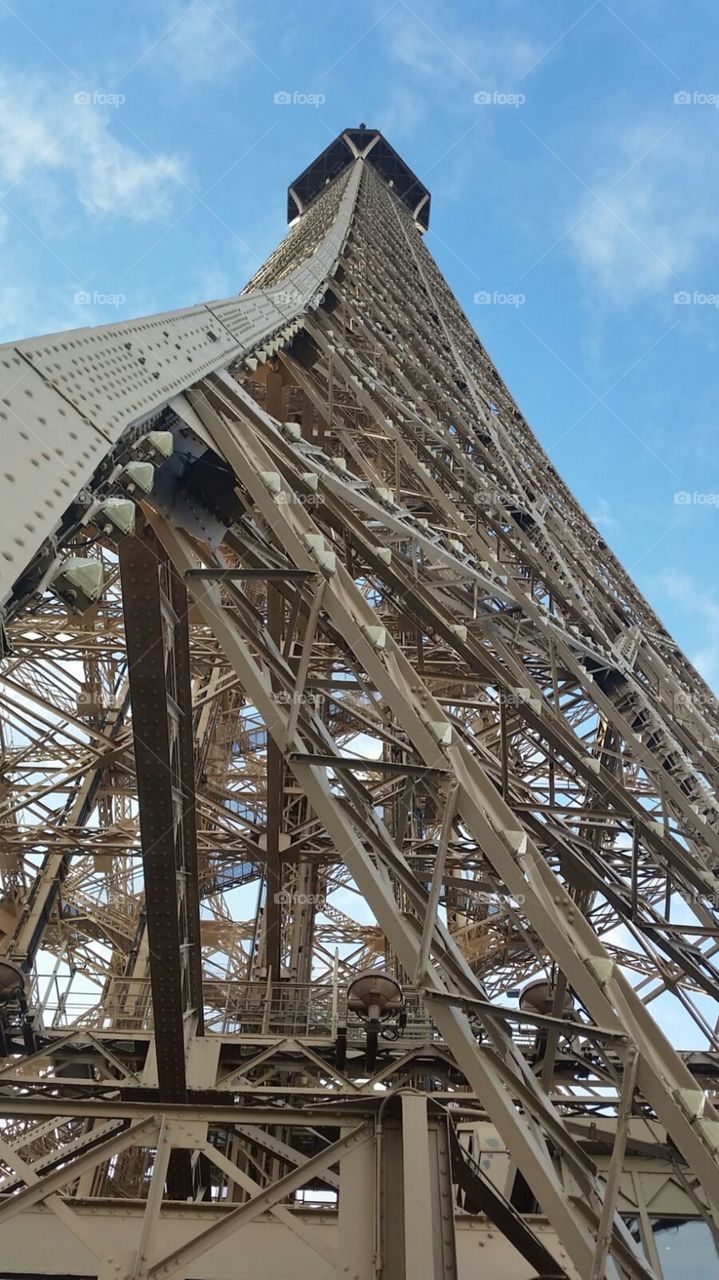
[0,128,718,1280]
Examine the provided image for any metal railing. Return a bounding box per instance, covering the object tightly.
[30,973,447,1045]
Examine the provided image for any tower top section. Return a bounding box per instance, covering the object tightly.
[287,126,431,229]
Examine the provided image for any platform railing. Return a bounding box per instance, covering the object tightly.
[29,974,543,1052]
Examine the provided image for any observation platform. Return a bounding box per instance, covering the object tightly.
[287,124,431,228]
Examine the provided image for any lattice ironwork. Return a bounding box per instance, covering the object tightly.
[0,128,717,1280]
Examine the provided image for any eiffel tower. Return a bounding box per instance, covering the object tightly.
[0,126,717,1280]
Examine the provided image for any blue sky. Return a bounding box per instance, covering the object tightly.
[1,0,718,687]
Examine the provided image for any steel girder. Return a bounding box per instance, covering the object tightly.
[140,373,713,1270]
[0,162,362,606]
[119,529,204,1102]
[0,142,718,1279]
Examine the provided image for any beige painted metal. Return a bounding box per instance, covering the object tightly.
[1,144,719,1280]
[0,161,362,602]
[149,502,647,1280]
[0,1206,587,1280]
[184,382,718,1213]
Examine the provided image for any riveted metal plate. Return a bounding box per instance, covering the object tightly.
[0,354,109,596]
[0,159,362,603]
[8,166,362,444]
[18,309,239,436]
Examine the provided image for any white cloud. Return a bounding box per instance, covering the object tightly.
[0,67,186,222]
[0,277,84,344]
[566,120,719,305]
[158,0,255,86]
[570,187,675,299]
[590,496,619,531]
[568,178,691,302]
[374,85,426,142]
[658,570,719,691]
[383,8,539,84]
[374,3,542,136]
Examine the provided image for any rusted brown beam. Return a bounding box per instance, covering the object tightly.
[119,528,205,1196]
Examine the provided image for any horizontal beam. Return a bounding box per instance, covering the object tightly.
[289,752,448,777]
[149,1123,373,1280]
[186,568,316,581]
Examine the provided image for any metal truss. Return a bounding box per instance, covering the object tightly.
[0,129,718,1279]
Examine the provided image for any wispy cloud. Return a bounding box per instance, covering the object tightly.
[658,570,719,690]
[0,66,186,221]
[359,0,543,206]
[590,496,619,531]
[152,0,266,87]
[0,274,85,343]
[383,4,540,84]
[374,83,426,141]
[371,0,542,143]
[565,118,719,305]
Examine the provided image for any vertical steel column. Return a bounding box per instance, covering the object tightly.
[402,1095,445,1280]
[119,531,204,1099]
[337,1131,375,1280]
[377,1097,458,1279]
[264,586,284,980]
